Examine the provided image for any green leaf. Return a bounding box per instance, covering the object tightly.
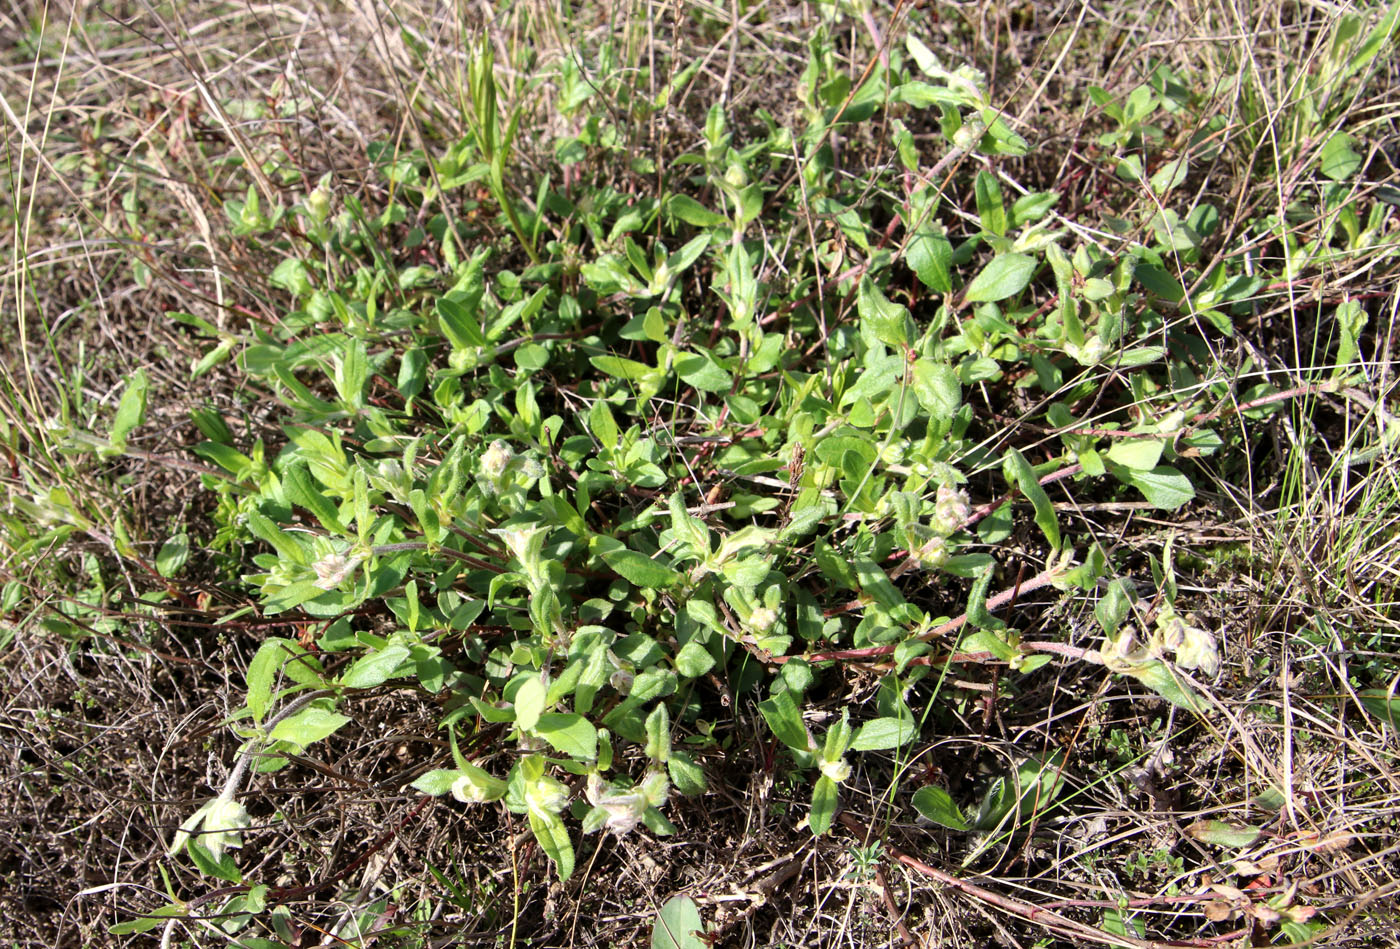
[1003,450,1060,551]
[1317,132,1361,181]
[528,806,575,880]
[964,254,1036,303]
[1334,299,1367,377]
[667,194,727,228]
[668,751,707,795]
[676,351,731,391]
[339,644,412,689]
[1121,659,1204,711]
[911,786,969,830]
[186,834,242,882]
[1134,261,1186,302]
[857,277,912,348]
[193,441,254,478]
[911,359,961,420]
[246,638,293,725]
[668,492,711,555]
[964,565,1007,632]
[850,717,917,751]
[809,774,839,836]
[663,233,712,278]
[854,558,905,610]
[603,548,683,589]
[645,703,671,762]
[1356,688,1399,729]
[282,464,345,532]
[1149,156,1190,196]
[759,689,812,753]
[437,296,485,349]
[536,712,598,759]
[1113,464,1195,510]
[469,696,517,723]
[269,705,350,750]
[588,399,619,449]
[590,354,654,383]
[411,768,462,796]
[514,677,547,732]
[973,752,1067,829]
[1010,191,1058,227]
[980,112,1029,155]
[110,369,149,449]
[674,638,716,680]
[1185,820,1262,848]
[1102,908,1145,940]
[156,534,190,578]
[652,895,708,949]
[905,226,953,293]
[108,903,185,935]
[333,337,368,406]
[975,171,1007,236]
[1095,579,1136,635]
[1104,437,1165,471]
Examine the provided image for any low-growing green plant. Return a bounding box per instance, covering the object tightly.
[90,10,1386,887]
[143,23,1305,895]
[9,2,1397,945]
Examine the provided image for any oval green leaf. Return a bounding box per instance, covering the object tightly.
[912,786,970,830]
[964,253,1037,303]
[603,548,683,589]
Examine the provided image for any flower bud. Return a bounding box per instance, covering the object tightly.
[747,606,778,633]
[1065,335,1110,366]
[481,440,514,481]
[525,774,570,816]
[306,186,331,223]
[492,523,549,591]
[609,667,635,694]
[640,769,671,808]
[1157,606,1219,677]
[933,485,971,533]
[450,765,507,804]
[311,550,362,590]
[952,117,986,150]
[912,535,950,570]
[200,797,252,861]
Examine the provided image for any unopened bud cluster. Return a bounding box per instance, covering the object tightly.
[1098,604,1220,679]
[907,484,970,572]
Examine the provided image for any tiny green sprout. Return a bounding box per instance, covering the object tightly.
[845,841,884,882]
